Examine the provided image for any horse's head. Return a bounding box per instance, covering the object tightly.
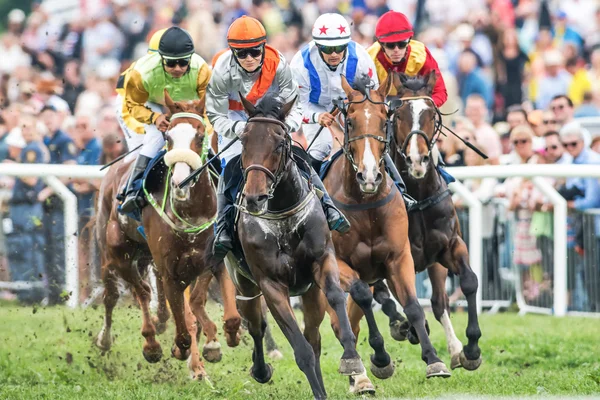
[239,93,297,215]
[390,72,440,179]
[163,89,208,200]
[340,73,394,193]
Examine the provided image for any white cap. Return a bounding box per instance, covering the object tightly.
[453,23,475,42]
[5,128,26,149]
[312,13,351,47]
[544,50,564,66]
[8,9,26,24]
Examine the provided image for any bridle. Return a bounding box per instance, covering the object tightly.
[388,95,443,161]
[241,116,291,199]
[334,93,392,172]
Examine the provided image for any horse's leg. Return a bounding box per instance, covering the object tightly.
[429,263,463,369]
[372,280,409,341]
[301,285,327,397]
[189,272,221,363]
[214,262,242,348]
[238,292,272,384]
[96,263,119,351]
[162,277,192,361]
[442,238,482,371]
[262,298,283,360]
[183,294,208,380]
[386,247,450,378]
[152,267,170,335]
[260,281,326,400]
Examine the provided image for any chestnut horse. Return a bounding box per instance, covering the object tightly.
[219,93,365,400]
[388,72,482,371]
[322,74,450,393]
[95,91,241,380]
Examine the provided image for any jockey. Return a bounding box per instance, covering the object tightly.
[119,27,211,213]
[207,16,350,259]
[368,11,447,106]
[290,13,378,172]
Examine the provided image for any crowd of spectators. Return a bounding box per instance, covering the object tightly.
[1,0,599,310]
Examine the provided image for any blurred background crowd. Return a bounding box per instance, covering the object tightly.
[0,0,599,311]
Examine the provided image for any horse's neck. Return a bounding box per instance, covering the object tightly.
[342,157,388,200]
[170,169,216,219]
[268,163,308,212]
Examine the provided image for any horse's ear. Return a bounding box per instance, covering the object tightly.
[164,89,177,113]
[194,95,206,116]
[279,96,297,121]
[340,74,354,97]
[239,92,256,116]
[392,72,407,96]
[376,72,394,98]
[425,71,438,94]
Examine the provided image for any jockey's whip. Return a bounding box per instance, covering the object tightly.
[99,144,143,171]
[178,136,240,189]
[306,105,339,152]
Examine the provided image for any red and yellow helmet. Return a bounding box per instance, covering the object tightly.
[227,16,267,48]
[375,11,414,43]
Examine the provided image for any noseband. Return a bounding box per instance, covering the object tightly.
[389,95,443,161]
[335,94,392,172]
[241,117,291,199]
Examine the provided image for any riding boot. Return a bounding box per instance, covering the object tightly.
[120,154,152,213]
[213,178,234,260]
[308,156,351,233]
[383,154,416,208]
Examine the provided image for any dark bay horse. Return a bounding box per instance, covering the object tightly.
[221,93,365,399]
[322,74,450,393]
[388,72,482,371]
[96,91,241,380]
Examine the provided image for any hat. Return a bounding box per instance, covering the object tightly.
[527,110,544,127]
[544,50,564,66]
[5,129,26,148]
[8,9,26,24]
[40,104,58,113]
[453,24,475,42]
[493,121,511,136]
[36,77,61,95]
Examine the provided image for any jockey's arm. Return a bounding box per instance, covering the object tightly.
[276,59,303,133]
[194,62,212,108]
[290,52,325,125]
[124,70,161,125]
[420,47,448,107]
[205,71,242,139]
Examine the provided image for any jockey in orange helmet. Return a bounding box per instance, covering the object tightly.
[368,11,447,107]
[207,16,350,259]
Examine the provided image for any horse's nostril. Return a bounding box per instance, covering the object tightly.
[375,172,383,183]
[423,156,430,163]
[406,156,412,164]
[257,194,269,204]
[356,172,365,183]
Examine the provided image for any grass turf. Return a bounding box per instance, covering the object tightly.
[0,301,599,399]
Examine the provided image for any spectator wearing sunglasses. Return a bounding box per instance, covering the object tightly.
[559,122,600,210]
[207,16,350,258]
[120,27,211,214]
[543,131,571,165]
[549,94,574,127]
[290,13,377,170]
[367,11,447,107]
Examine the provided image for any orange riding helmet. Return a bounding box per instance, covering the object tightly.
[227,16,267,48]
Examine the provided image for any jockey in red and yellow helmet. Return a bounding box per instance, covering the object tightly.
[368,11,447,106]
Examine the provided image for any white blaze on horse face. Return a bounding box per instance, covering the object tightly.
[408,99,429,164]
[364,108,371,124]
[362,139,378,182]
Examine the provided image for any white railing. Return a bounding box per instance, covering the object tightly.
[1,162,599,316]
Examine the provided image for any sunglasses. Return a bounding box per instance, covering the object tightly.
[562,140,580,148]
[543,119,556,125]
[512,139,530,146]
[232,46,264,59]
[316,44,348,55]
[545,145,559,151]
[382,40,410,50]
[163,58,191,68]
[551,104,566,111]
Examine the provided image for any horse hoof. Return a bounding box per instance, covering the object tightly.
[339,357,365,376]
[95,334,111,351]
[459,351,482,371]
[370,359,395,380]
[407,330,420,345]
[450,353,463,370]
[267,349,283,361]
[251,363,273,384]
[203,341,223,363]
[171,344,190,361]
[143,348,163,363]
[426,362,451,379]
[349,373,376,395]
[389,320,408,341]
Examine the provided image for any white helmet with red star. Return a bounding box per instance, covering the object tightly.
[312,13,351,47]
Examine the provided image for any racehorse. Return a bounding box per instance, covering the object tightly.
[218,93,365,399]
[322,73,450,393]
[388,71,482,371]
[95,91,241,380]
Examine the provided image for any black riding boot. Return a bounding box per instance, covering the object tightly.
[213,177,234,260]
[308,156,351,233]
[383,154,415,208]
[120,154,151,214]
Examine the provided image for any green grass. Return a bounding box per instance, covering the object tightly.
[0,301,599,399]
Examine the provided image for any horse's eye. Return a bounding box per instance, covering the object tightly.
[275,141,284,153]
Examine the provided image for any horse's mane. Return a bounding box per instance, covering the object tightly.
[252,93,284,119]
[351,73,373,96]
[400,74,429,92]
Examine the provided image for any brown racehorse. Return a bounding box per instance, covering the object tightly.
[322,73,450,393]
[218,93,365,400]
[387,72,482,371]
[95,91,241,380]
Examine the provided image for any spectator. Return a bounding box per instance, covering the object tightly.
[62,60,85,114]
[588,48,600,99]
[34,75,70,115]
[566,56,591,106]
[464,95,502,164]
[536,50,572,110]
[0,115,9,162]
[591,136,600,154]
[100,133,126,165]
[506,104,528,129]
[543,130,572,165]
[457,51,494,110]
[574,92,600,118]
[496,28,528,109]
[81,9,125,72]
[549,94,574,127]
